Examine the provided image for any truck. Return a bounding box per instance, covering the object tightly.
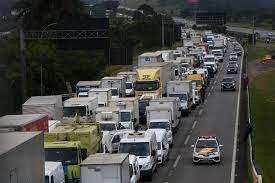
[108,97,139,129]
[45,161,65,183]
[149,97,181,131]
[138,52,162,67]
[191,36,202,44]
[23,95,63,120]
[166,60,183,80]
[0,114,49,132]
[44,120,102,182]
[88,88,112,107]
[135,62,173,97]
[80,153,130,183]
[101,76,126,98]
[96,107,121,131]
[76,81,102,97]
[117,72,136,97]
[0,132,44,183]
[167,80,193,116]
[138,94,159,124]
[183,39,194,49]
[213,38,225,52]
[186,73,205,91]
[156,50,174,61]
[176,56,194,67]
[63,97,98,122]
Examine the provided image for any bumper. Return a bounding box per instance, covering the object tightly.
[227,70,237,74]
[221,86,236,91]
[140,169,152,178]
[218,58,223,62]
[193,155,220,163]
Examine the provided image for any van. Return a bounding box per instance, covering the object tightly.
[147,129,169,165]
[129,155,141,183]
[45,161,65,183]
[118,131,158,181]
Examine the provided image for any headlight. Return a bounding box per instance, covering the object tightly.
[142,162,151,169]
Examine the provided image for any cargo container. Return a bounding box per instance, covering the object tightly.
[156,50,175,61]
[80,153,130,183]
[101,76,126,98]
[88,88,112,107]
[76,81,102,97]
[0,114,48,132]
[138,52,162,67]
[117,72,136,97]
[23,95,63,120]
[0,132,44,183]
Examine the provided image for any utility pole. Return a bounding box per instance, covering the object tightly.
[20,18,27,103]
[162,14,165,49]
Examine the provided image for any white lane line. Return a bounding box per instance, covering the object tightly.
[184,135,190,145]
[173,155,181,168]
[211,86,214,90]
[204,99,208,104]
[198,109,203,116]
[192,121,197,129]
[208,92,211,97]
[214,81,217,84]
[230,46,243,183]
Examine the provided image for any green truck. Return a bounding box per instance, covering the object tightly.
[44,121,102,183]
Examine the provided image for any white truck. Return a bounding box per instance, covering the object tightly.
[149,97,181,132]
[88,88,112,107]
[23,95,63,120]
[167,80,193,116]
[166,60,183,80]
[76,81,102,97]
[109,97,139,130]
[96,107,121,131]
[117,72,136,97]
[138,52,162,67]
[176,56,194,67]
[156,50,175,61]
[213,38,225,53]
[80,153,130,183]
[45,161,65,183]
[101,76,126,98]
[183,39,194,49]
[63,97,98,122]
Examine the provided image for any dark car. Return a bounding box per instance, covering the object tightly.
[234,46,242,56]
[204,66,214,78]
[221,77,236,91]
[226,64,238,74]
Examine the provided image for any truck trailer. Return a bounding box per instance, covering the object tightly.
[76,81,102,97]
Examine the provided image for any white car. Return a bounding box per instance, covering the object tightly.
[229,53,238,61]
[228,61,239,68]
[192,135,223,164]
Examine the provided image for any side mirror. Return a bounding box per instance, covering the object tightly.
[219,144,224,148]
[191,145,195,148]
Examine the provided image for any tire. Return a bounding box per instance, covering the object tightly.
[147,171,153,182]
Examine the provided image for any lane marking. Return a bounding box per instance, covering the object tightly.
[204,99,208,104]
[192,121,197,129]
[214,81,217,84]
[208,92,211,97]
[173,155,181,168]
[211,86,214,90]
[198,109,203,116]
[184,135,190,145]
[230,45,243,183]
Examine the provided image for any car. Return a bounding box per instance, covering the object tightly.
[221,77,236,91]
[232,41,238,46]
[234,46,242,56]
[227,61,239,68]
[229,53,238,61]
[226,64,238,74]
[192,135,223,164]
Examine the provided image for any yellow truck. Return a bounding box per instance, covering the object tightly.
[186,74,204,91]
[135,62,172,97]
[44,121,102,183]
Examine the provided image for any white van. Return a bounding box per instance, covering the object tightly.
[45,161,65,183]
[147,129,169,165]
[118,131,158,181]
[129,155,141,183]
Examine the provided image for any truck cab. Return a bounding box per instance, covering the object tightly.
[119,131,158,181]
[96,107,121,132]
[45,161,65,183]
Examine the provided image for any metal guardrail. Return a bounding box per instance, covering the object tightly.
[245,54,263,183]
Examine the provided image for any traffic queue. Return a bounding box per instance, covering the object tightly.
[0,29,241,183]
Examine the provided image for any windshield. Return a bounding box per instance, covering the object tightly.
[45,148,78,165]
[111,89,119,96]
[204,57,215,62]
[63,106,86,118]
[196,140,218,148]
[149,122,170,131]
[126,83,132,89]
[227,65,236,68]
[169,94,187,101]
[135,81,159,91]
[229,62,237,65]
[214,53,222,57]
[223,78,234,82]
[100,123,116,131]
[119,142,150,156]
[230,54,237,57]
[157,142,161,150]
[121,111,131,122]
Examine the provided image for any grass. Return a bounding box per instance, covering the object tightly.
[249,70,275,183]
[247,44,275,62]
[227,22,272,31]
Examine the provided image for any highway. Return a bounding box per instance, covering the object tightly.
[144,43,243,183]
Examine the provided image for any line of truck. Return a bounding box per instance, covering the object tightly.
[0,28,230,183]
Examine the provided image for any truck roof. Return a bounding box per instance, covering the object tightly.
[141,62,170,67]
[120,130,155,143]
[44,141,81,148]
[63,97,97,106]
[0,114,47,127]
[50,123,100,133]
[45,161,62,176]
[109,97,137,102]
[117,71,136,75]
[23,95,61,105]
[168,80,191,84]
[0,132,42,157]
[80,153,128,166]
[146,129,166,142]
[101,76,125,80]
[88,88,112,92]
[77,81,101,86]
[139,52,161,57]
[96,107,120,112]
[150,97,178,102]
[146,105,172,111]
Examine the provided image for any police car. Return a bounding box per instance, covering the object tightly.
[192,135,223,164]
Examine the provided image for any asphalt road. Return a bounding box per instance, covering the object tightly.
[226,26,271,38]
[144,43,243,183]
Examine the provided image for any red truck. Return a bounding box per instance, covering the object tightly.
[0,114,49,132]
